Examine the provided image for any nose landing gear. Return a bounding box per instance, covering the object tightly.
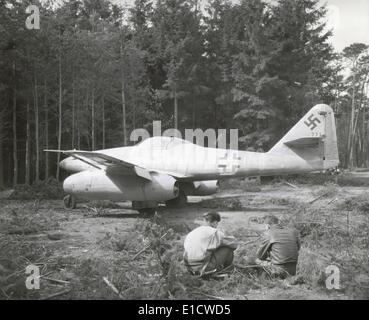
[63,194,77,209]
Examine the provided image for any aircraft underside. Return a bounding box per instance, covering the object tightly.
[62,170,219,214]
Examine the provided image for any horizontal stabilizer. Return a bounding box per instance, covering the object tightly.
[284,137,321,148]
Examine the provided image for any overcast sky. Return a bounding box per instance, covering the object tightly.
[322,0,369,51]
[114,0,368,52]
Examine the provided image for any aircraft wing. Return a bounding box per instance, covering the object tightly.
[45,150,152,181]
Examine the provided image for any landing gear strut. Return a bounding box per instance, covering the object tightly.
[137,208,157,215]
[63,194,77,209]
[132,201,158,216]
[165,190,187,208]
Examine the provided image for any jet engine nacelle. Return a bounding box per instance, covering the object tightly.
[192,180,219,196]
[63,170,179,202]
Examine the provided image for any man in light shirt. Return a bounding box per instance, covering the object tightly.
[183,211,238,276]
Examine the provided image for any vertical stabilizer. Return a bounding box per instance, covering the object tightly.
[268,104,339,170]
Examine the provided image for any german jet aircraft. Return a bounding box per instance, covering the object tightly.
[46,104,339,214]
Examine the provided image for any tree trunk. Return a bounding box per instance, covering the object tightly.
[351,73,368,167]
[347,71,356,168]
[333,88,338,114]
[359,74,368,165]
[77,100,81,149]
[25,101,31,185]
[0,106,4,189]
[174,88,178,130]
[0,138,3,189]
[91,91,95,150]
[12,60,18,188]
[365,80,369,166]
[102,95,106,149]
[133,99,136,131]
[85,91,89,149]
[34,72,39,182]
[44,78,49,180]
[120,38,127,146]
[56,43,62,181]
[7,151,11,187]
[122,79,127,145]
[0,96,9,189]
[72,75,75,149]
[192,93,195,129]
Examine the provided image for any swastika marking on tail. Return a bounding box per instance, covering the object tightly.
[304,114,321,130]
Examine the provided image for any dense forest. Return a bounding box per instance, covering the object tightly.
[0,0,368,188]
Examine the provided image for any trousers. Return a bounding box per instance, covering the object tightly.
[204,246,235,273]
[185,246,235,276]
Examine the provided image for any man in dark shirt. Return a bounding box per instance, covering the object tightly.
[256,215,300,277]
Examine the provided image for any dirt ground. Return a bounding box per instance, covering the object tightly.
[1,179,369,300]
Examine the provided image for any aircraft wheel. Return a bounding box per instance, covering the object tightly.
[63,194,77,209]
[165,190,187,208]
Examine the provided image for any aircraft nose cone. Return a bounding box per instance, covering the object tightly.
[59,158,68,171]
[63,175,74,194]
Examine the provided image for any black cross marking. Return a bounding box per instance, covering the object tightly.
[218,152,241,174]
[304,113,321,131]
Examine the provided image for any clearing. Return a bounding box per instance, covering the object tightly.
[1,178,369,300]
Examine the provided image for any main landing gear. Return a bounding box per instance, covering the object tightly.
[137,208,157,215]
[132,201,158,216]
[165,190,187,208]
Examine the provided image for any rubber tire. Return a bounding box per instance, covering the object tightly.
[63,194,77,209]
[165,190,187,208]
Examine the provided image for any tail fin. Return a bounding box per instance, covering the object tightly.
[268,104,339,170]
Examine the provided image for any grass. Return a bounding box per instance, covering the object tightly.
[0,201,69,299]
[282,194,369,299]
[0,202,60,235]
[9,179,64,200]
[87,200,122,209]
[200,197,243,210]
[0,234,54,299]
[310,183,339,199]
[268,172,369,187]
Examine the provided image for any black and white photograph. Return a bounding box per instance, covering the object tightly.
[0,0,368,303]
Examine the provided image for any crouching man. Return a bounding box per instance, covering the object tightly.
[256,215,300,278]
[183,211,238,276]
